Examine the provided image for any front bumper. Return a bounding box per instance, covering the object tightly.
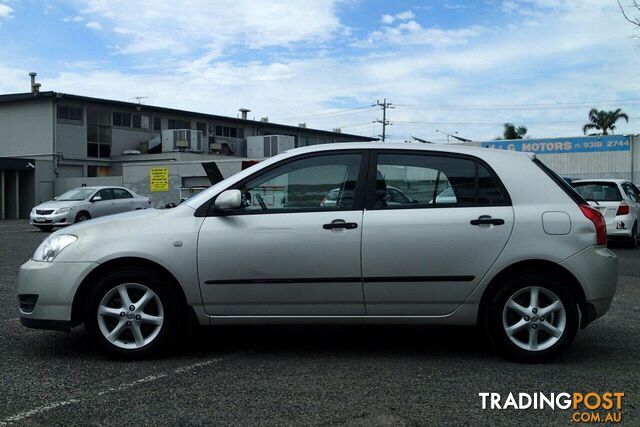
[29,211,74,227]
[17,259,98,329]
[560,245,618,321]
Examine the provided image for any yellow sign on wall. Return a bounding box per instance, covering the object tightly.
[150,167,169,192]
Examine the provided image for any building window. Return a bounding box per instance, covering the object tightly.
[215,125,241,138]
[87,108,112,158]
[57,105,83,122]
[196,122,207,136]
[153,117,162,132]
[133,114,150,129]
[112,111,132,127]
[168,119,190,129]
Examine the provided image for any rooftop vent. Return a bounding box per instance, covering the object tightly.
[239,108,251,120]
[29,72,40,95]
[260,117,269,123]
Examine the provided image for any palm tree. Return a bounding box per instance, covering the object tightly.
[583,108,629,135]
[501,123,527,140]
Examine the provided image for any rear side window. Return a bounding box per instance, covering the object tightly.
[372,153,509,208]
[572,182,622,202]
[113,188,133,199]
[533,158,587,205]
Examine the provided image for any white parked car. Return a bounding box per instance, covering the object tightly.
[30,186,151,231]
[18,143,617,362]
[571,179,640,247]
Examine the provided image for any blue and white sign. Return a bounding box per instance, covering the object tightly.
[481,136,631,154]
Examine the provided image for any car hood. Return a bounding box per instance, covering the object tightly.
[34,200,87,210]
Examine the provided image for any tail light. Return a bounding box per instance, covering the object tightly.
[580,204,607,245]
[616,202,630,216]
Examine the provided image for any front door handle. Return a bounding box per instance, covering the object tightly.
[323,219,358,230]
[470,215,505,226]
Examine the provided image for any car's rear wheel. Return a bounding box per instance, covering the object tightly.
[75,211,91,223]
[85,268,180,358]
[486,273,579,362]
[36,225,53,232]
[627,223,638,248]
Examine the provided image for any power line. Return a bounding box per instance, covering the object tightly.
[393,97,640,109]
[277,105,375,121]
[392,117,640,126]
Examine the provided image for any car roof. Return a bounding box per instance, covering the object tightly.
[572,179,629,184]
[285,141,532,159]
[69,186,130,190]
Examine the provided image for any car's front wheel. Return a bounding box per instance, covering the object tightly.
[486,273,579,362]
[85,268,181,358]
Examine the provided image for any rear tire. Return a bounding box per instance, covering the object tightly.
[84,267,181,358]
[485,272,579,363]
[627,223,638,248]
[36,225,53,232]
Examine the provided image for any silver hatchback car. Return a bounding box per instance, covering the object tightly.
[17,143,617,361]
[30,186,151,231]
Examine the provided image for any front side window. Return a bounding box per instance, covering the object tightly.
[373,153,508,208]
[235,154,362,213]
[96,189,114,200]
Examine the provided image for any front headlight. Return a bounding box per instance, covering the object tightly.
[55,207,74,214]
[32,235,77,262]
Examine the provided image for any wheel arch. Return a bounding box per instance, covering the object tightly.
[477,259,589,329]
[71,256,189,326]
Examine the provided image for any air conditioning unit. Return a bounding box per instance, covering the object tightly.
[161,129,203,153]
[246,135,295,158]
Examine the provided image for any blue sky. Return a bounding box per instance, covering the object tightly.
[1,0,639,142]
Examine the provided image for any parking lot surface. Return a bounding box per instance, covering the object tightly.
[0,220,638,426]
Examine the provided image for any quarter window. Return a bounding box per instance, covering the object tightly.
[235,154,362,213]
[373,153,508,208]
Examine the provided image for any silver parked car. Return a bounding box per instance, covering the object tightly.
[30,186,151,231]
[571,179,640,247]
[17,143,617,361]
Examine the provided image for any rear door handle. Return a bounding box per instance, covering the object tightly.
[470,215,505,226]
[323,219,358,230]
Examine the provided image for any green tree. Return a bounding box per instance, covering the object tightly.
[582,108,629,135]
[501,123,527,140]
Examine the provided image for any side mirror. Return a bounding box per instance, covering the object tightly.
[214,189,242,210]
[92,196,102,202]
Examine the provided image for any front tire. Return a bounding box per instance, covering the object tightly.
[84,268,181,358]
[75,211,91,223]
[486,273,579,362]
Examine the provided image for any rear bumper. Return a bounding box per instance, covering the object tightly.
[560,245,618,321]
[605,214,634,238]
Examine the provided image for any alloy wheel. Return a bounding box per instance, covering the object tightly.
[97,283,164,350]
[501,286,566,352]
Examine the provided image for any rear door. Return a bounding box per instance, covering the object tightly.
[361,150,514,316]
[112,188,136,213]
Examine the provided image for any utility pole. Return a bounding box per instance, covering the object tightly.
[373,98,392,141]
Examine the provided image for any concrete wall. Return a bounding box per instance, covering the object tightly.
[57,176,124,194]
[57,121,86,159]
[0,100,54,157]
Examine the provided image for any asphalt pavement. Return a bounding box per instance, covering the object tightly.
[0,220,638,426]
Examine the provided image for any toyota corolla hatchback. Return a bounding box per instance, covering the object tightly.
[30,186,151,231]
[17,143,618,361]
[571,179,640,247]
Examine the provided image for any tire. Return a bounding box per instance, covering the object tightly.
[485,272,579,363]
[626,223,638,248]
[84,267,181,358]
[36,225,53,232]
[75,211,91,223]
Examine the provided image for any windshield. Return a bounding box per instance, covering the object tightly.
[572,182,622,202]
[56,188,95,201]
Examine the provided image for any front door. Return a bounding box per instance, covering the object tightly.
[361,150,514,316]
[197,151,367,316]
[90,188,118,217]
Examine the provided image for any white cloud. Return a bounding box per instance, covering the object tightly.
[0,2,14,18]
[381,14,394,24]
[75,0,342,56]
[358,21,485,48]
[395,10,415,20]
[63,15,85,22]
[86,21,102,30]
